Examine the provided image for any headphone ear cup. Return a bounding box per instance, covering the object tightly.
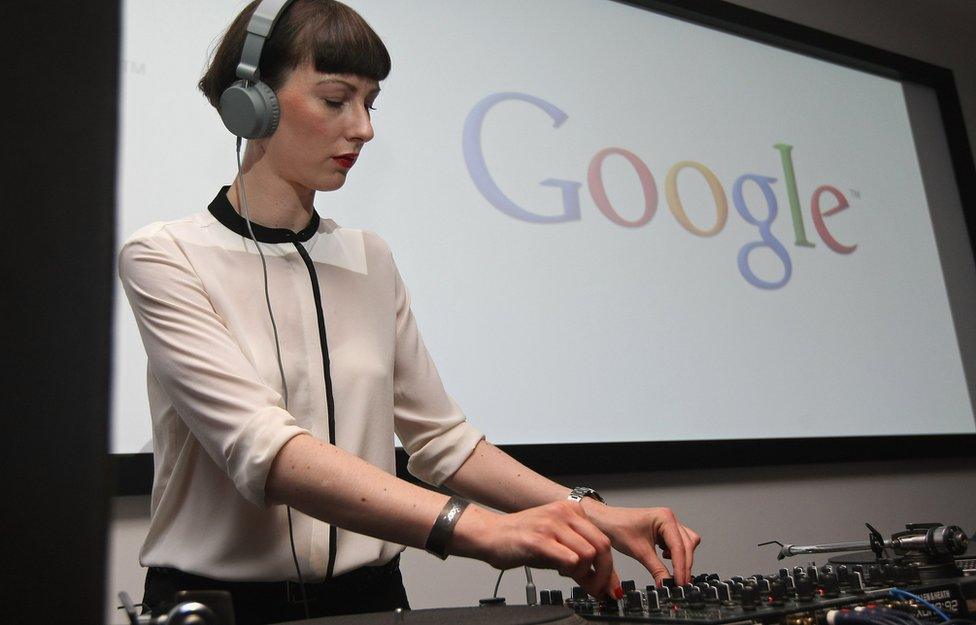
[219,80,281,139]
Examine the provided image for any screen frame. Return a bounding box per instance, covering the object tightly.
[111,0,976,496]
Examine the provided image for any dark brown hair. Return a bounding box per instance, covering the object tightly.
[198,0,391,110]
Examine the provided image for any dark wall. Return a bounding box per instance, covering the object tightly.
[2,2,119,623]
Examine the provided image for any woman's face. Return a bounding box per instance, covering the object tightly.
[262,61,380,192]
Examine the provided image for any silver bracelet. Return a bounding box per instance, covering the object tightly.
[424,497,470,560]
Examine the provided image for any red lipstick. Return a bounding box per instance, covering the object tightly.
[332,153,358,169]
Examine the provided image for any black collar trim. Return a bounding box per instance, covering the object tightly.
[208,185,320,244]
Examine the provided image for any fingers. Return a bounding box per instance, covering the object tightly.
[680,524,700,574]
[657,520,701,585]
[565,505,616,597]
[546,530,612,599]
[659,515,689,584]
[679,525,695,579]
[633,543,673,587]
[508,502,617,599]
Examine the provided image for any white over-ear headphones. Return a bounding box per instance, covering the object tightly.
[219,0,298,139]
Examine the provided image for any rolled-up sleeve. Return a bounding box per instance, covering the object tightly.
[118,232,308,506]
[389,260,484,486]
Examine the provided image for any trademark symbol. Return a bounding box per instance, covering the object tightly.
[849,188,861,199]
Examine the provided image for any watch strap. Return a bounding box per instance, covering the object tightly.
[568,486,606,505]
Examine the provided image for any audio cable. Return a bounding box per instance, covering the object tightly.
[890,588,951,622]
[235,135,310,620]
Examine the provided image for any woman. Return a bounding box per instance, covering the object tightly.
[119,1,700,623]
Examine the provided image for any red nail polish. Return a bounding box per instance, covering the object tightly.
[613,586,624,600]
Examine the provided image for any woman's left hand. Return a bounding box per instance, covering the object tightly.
[581,502,700,586]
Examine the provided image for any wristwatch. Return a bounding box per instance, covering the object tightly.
[568,486,606,505]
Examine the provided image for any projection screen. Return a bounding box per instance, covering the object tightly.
[112,0,976,457]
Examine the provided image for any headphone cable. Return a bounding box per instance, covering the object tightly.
[235,135,310,620]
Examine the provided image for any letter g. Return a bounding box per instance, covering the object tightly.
[462,93,581,223]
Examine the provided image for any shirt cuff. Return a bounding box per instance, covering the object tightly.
[406,421,485,487]
[226,405,309,507]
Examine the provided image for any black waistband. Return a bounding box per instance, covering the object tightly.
[147,554,402,604]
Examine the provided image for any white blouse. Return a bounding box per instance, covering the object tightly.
[118,187,484,582]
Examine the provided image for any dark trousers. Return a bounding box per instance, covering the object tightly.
[143,555,410,625]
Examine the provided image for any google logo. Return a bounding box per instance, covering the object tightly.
[462,92,858,290]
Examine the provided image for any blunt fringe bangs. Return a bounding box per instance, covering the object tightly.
[199,0,391,110]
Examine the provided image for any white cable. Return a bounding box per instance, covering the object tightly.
[235,136,289,409]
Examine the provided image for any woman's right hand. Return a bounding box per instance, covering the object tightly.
[449,500,620,599]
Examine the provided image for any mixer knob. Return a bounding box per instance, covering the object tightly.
[806,566,820,581]
[695,583,714,602]
[686,586,705,609]
[702,584,720,603]
[540,590,551,605]
[731,576,744,584]
[598,598,617,613]
[881,564,896,583]
[793,566,805,577]
[795,576,815,601]
[621,580,637,593]
[779,568,790,578]
[867,565,881,586]
[625,590,643,613]
[782,575,796,593]
[769,579,786,606]
[681,584,696,600]
[550,590,564,605]
[820,565,833,575]
[694,573,709,584]
[819,572,840,599]
[890,564,907,584]
[707,573,720,581]
[715,581,732,602]
[851,571,865,593]
[572,586,587,602]
[645,588,661,611]
[657,585,672,601]
[729,582,743,600]
[836,565,849,586]
[905,562,921,584]
[739,583,759,609]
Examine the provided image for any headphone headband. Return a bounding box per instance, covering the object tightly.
[235,0,298,82]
